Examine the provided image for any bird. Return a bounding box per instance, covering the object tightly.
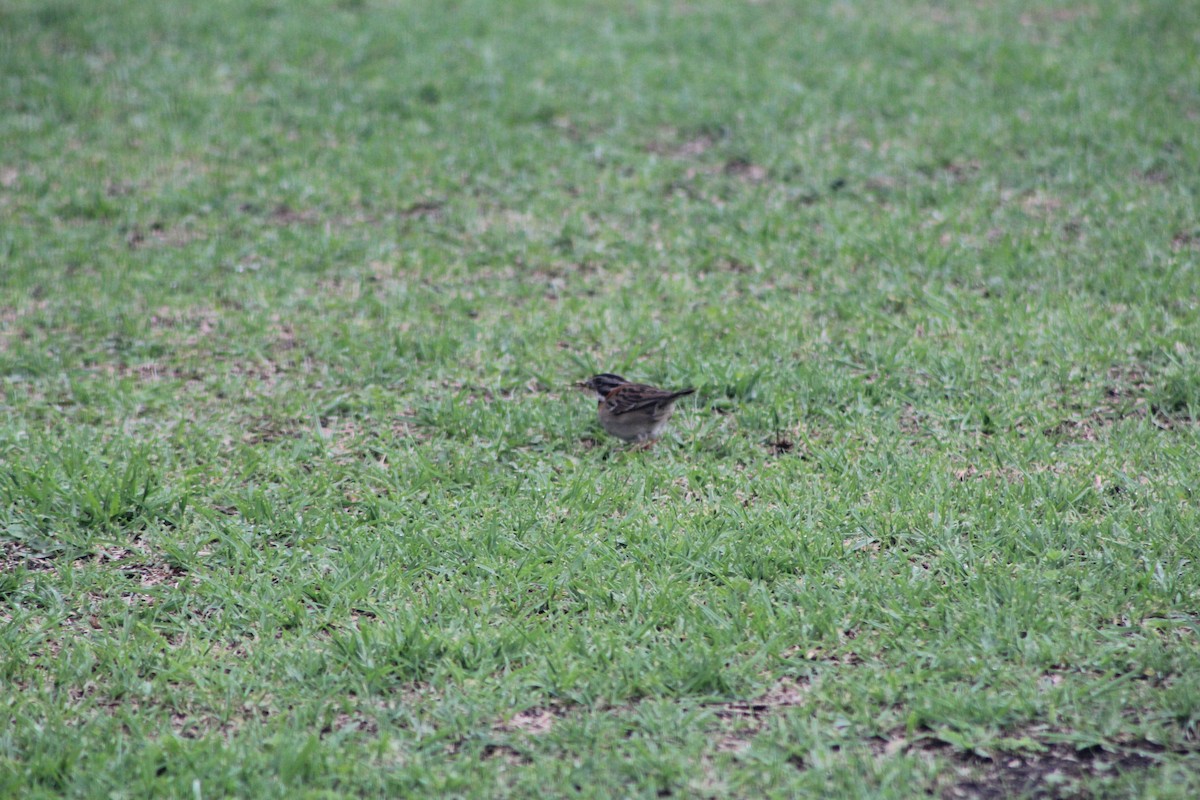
[576,373,696,443]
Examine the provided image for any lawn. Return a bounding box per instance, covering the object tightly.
[2,0,1199,797]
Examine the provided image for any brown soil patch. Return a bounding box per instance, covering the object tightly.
[1172,231,1200,251]
[391,414,423,438]
[148,306,219,337]
[714,257,753,273]
[936,739,1173,799]
[125,221,204,250]
[724,158,768,183]
[169,701,276,740]
[400,200,444,219]
[33,680,278,740]
[234,200,441,231]
[855,721,1197,799]
[1016,7,1097,46]
[320,710,380,738]
[1019,6,1097,27]
[953,464,1059,483]
[706,677,811,753]
[226,358,287,389]
[940,160,982,182]
[766,436,794,455]
[76,540,189,601]
[241,415,305,445]
[496,702,570,736]
[1043,364,1191,441]
[271,322,298,353]
[1020,191,1062,216]
[0,300,52,352]
[484,676,814,755]
[269,203,319,226]
[647,129,770,182]
[1138,168,1171,185]
[1041,418,1102,441]
[711,677,808,718]
[2,537,64,570]
[795,644,863,666]
[899,404,928,435]
[0,165,21,188]
[647,132,716,159]
[88,362,197,383]
[479,743,531,764]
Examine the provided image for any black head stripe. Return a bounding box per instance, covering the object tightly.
[591,373,628,394]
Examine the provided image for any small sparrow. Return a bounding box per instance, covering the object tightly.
[577,373,696,443]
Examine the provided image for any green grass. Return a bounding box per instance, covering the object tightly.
[2,0,1200,797]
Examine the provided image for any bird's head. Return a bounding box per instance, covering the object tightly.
[576,373,628,400]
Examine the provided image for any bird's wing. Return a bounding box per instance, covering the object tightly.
[606,385,694,416]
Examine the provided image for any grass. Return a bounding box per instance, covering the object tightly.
[2,0,1199,796]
